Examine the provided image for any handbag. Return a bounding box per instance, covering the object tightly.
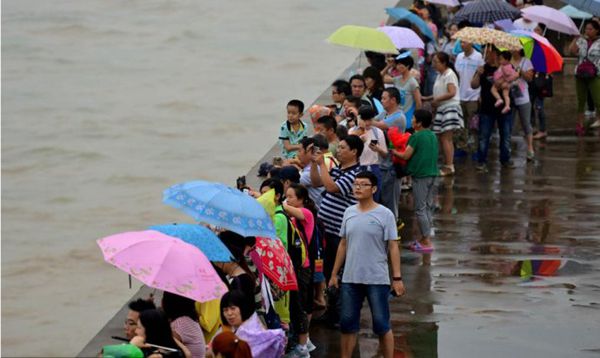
[533,73,553,98]
[576,43,598,79]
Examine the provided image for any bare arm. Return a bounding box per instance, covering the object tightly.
[568,36,580,55]
[319,161,339,193]
[310,161,323,187]
[388,240,405,296]
[282,202,305,220]
[391,145,414,160]
[414,88,422,109]
[471,66,483,89]
[328,238,348,288]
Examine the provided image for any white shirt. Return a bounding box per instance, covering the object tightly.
[433,69,461,109]
[455,50,484,102]
[349,126,386,166]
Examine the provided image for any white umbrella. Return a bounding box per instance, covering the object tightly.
[521,5,580,35]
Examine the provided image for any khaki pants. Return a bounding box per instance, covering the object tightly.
[458,100,479,152]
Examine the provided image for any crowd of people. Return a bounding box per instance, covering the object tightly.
[96,1,600,357]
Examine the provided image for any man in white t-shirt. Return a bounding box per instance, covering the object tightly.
[455,41,484,151]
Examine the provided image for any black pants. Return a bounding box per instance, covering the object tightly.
[290,267,312,335]
[323,232,341,282]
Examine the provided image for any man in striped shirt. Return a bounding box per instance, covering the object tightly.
[309,134,363,284]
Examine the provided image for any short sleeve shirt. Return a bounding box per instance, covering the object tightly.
[339,205,398,285]
[300,165,324,209]
[319,164,361,236]
[513,58,533,106]
[392,76,420,116]
[406,129,439,178]
[279,120,308,159]
[455,51,484,101]
[433,69,461,109]
[375,109,406,132]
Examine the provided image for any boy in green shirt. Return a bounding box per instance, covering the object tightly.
[392,109,438,253]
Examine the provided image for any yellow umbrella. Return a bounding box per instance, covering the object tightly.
[452,27,522,52]
[327,25,399,54]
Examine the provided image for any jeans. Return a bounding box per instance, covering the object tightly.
[340,283,391,335]
[478,110,514,165]
[533,97,546,132]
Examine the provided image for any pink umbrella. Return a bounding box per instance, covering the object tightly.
[521,5,580,35]
[97,230,228,302]
[377,26,425,49]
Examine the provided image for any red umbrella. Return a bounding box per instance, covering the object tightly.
[250,237,298,291]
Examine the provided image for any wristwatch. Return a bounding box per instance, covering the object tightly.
[392,276,402,281]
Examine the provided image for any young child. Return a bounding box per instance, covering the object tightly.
[491,51,520,114]
[279,99,308,159]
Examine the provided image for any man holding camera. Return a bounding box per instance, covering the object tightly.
[349,106,387,202]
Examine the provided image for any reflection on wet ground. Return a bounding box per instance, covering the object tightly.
[309,138,600,357]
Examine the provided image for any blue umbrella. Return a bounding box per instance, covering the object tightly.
[385,8,435,41]
[560,0,600,17]
[163,180,277,239]
[148,223,233,262]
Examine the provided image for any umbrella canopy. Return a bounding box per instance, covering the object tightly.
[453,27,523,51]
[148,223,233,262]
[494,18,517,32]
[427,0,460,6]
[511,30,564,73]
[385,8,436,41]
[97,230,228,302]
[452,0,521,25]
[377,26,425,49]
[326,25,399,54]
[560,0,600,17]
[520,259,563,279]
[163,180,277,239]
[522,5,580,35]
[560,4,593,19]
[249,237,298,291]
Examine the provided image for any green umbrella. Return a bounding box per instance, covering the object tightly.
[326,25,399,54]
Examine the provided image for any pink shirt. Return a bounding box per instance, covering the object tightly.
[292,208,314,268]
[493,63,518,83]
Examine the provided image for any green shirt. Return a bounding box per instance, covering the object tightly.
[406,129,439,178]
[274,205,288,249]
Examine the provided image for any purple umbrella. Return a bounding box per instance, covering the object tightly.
[494,18,516,32]
[521,5,580,35]
[377,26,425,50]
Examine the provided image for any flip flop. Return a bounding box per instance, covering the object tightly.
[408,241,434,253]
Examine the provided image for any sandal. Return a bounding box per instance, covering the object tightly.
[439,165,455,177]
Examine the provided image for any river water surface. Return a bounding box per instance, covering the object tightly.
[2,1,392,355]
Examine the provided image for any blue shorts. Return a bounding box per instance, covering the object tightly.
[339,283,391,336]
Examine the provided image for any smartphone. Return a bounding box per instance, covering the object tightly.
[370,140,378,146]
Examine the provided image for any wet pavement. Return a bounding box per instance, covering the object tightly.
[308,136,600,357]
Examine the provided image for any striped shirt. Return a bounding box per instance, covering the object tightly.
[171,316,206,358]
[319,164,360,235]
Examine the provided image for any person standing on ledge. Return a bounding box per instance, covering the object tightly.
[328,171,405,358]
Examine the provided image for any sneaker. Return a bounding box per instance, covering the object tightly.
[590,119,600,128]
[533,131,547,140]
[501,160,515,169]
[286,345,310,358]
[585,110,596,119]
[306,338,317,352]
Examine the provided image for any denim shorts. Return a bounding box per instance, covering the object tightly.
[340,283,391,336]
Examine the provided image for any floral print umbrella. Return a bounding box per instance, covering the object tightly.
[452,27,523,52]
[249,237,298,291]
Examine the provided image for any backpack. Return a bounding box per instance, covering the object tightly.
[295,214,325,273]
[274,208,307,270]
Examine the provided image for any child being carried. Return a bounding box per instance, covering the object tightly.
[491,51,520,114]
